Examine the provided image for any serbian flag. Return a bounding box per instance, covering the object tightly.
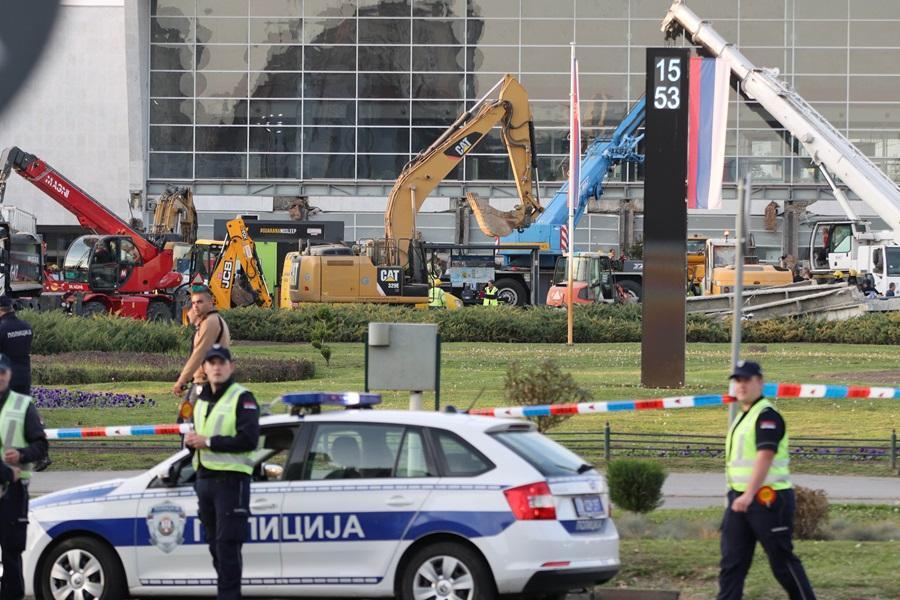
[687,57,730,210]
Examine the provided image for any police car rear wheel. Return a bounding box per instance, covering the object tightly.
[401,542,495,600]
[39,536,125,600]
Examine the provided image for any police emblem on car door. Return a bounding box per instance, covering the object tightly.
[147,502,186,554]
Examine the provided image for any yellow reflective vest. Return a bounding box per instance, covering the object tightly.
[192,383,254,475]
[725,398,791,492]
[0,391,33,480]
[483,285,499,306]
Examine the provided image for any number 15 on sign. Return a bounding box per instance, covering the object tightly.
[654,57,681,109]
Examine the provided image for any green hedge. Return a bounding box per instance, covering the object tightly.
[20,305,900,351]
[23,310,189,355]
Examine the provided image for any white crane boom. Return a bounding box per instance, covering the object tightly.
[662,0,900,244]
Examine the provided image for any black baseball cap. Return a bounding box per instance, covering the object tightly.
[730,360,763,379]
[203,344,232,363]
[0,353,11,372]
[0,296,14,309]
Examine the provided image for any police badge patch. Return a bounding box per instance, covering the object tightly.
[147,502,186,553]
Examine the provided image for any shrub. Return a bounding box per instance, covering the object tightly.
[504,359,592,432]
[32,352,315,384]
[22,310,190,355]
[606,459,667,514]
[793,485,829,539]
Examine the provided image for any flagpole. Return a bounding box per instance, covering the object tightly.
[567,43,578,346]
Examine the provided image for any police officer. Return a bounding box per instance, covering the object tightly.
[718,361,816,600]
[0,296,33,395]
[482,280,499,306]
[0,352,48,600]
[184,345,259,600]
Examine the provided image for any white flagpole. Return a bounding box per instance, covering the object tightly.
[567,43,579,346]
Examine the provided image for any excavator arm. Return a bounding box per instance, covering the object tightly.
[149,186,197,245]
[385,74,541,263]
[207,217,273,309]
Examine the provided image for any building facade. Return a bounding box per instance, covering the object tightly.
[4,0,900,263]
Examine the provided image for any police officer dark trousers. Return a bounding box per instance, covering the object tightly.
[184,345,259,600]
[0,353,48,600]
[0,297,33,395]
[718,361,816,600]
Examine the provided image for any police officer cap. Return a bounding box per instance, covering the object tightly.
[203,344,232,363]
[0,295,14,309]
[729,360,763,379]
[0,353,11,372]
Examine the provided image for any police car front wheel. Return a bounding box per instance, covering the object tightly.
[400,541,496,600]
[38,536,126,600]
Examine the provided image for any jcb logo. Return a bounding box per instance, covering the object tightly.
[221,260,234,289]
[444,133,483,159]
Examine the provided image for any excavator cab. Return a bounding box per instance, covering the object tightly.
[0,224,44,298]
[62,235,144,291]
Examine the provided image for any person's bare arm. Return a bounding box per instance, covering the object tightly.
[174,317,221,389]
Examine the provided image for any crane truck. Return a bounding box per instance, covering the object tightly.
[0,146,183,319]
[664,0,900,296]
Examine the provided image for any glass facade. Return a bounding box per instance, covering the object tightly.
[148,0,900,186]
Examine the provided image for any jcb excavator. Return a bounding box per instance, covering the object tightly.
[287,74,542,305]
[182,216,272,313]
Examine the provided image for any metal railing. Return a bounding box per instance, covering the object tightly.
[549,425,899,470]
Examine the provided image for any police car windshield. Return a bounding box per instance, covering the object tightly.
[491,431,595,477]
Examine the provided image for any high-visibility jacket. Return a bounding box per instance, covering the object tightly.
[0,391,33,479]
[429,286,446,308]
[483,285,499,306]
[725,398,791,492]
[192,383,254,475]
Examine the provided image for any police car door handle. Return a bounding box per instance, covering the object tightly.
[251,498,277,510]
[386,495,414,507]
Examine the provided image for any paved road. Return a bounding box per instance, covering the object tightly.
[29,470,900,508]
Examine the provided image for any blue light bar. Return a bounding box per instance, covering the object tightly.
[280,392,382,408]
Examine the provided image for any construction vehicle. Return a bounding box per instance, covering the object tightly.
[148,186,197,245]
[701,236,792,295]
[291,74,541,305]
[686,234,708,294]
[0,206,45,308]
[204,217,273,310]
[546,253,643,306]
[664,0,900,295]
[0,146,182,319]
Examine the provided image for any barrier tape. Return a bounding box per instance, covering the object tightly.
[469,382,900,418]
[42,382,900,438]
[46,423,192,440]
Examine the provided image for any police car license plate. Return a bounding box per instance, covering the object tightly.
[574,495,604,518]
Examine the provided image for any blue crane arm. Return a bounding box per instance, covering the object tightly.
[501,98,646,259]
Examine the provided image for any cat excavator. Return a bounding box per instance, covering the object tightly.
[287,74,542,305]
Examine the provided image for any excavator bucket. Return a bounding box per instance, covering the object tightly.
[466,192,536,238]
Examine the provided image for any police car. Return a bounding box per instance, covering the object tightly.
[24,393,619,599]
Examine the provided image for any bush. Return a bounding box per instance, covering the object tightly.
[793,485,829,539]
[504,359,592,432]
[32,351,315,384]
[22,310,190,355]
[606,459,667,514]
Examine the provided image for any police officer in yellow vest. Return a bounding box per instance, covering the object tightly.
[184,345,259,600]
[718,361,816,600]
[0,352,48,600]
[482,280,499,306]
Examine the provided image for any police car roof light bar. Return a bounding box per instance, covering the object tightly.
[280,392,382,409]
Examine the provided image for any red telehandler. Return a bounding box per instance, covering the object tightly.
[0,146,183,319]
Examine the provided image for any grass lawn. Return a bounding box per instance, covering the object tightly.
[39,342,900,472]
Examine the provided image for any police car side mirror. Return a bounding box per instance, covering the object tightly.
[263,463,284,480]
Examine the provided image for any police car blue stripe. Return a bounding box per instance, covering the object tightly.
[31,484,119,509]
[43,510,518,548]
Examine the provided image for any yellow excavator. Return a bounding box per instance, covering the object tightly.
[149,186,197,245]
[285,74,541,306]
[179,217,273,319]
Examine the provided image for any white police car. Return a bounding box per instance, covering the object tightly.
[24,393,619,599]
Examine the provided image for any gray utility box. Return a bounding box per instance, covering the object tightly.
[365,323,439,393]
